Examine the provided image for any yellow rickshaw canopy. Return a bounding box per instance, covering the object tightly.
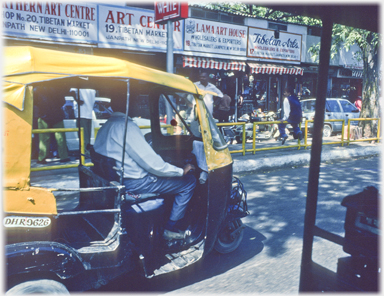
[3,46,201,111]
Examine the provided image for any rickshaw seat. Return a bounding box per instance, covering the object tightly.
[89,147,160,204]
[90,147,120,182]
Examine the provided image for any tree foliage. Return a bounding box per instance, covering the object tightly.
[309,24,380,136]
[194,2,322,26]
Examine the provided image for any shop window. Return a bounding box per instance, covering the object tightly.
[190,8,205,18]
[268,22,287,31]
[220,14,231,22]
[302,76,316,99]
[206,11,219,20]
[331,79,356,101]
[307,26,322,36]
[232,16,244,25]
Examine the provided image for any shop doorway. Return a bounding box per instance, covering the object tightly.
[268,76,281,112]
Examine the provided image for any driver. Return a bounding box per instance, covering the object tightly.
[93,99,196,240]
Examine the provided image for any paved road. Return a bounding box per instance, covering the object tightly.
[94,155,380,294]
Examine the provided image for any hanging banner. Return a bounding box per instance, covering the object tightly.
[184,18,247,56]
[247,27,302,62]
[154,2,188,24]
[2,2,98,43]
[98,5,183,51]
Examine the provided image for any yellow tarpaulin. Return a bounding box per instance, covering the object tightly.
[3,46,201,111]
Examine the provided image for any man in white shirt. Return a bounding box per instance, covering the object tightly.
[194,72,223,115]
[73,88,96,155]
[93,108,196,240]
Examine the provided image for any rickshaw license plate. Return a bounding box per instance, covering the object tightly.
[3,216,51,228]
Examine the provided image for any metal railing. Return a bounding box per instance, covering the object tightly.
[31,118,380,171]
[31,127,90,172]
[31,124,175,171]
[217,117,381,155]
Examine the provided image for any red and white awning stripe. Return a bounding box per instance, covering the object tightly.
[352,70,363,78]
[248,63,304,76]
[183,56,246,71]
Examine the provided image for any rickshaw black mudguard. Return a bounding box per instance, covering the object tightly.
[204,163,233,254]
[6,241,85,285]
[6,238,138,291]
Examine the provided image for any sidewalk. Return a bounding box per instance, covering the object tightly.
[230,140,381,174]
[30,140,381,188]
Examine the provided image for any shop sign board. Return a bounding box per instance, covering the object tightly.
[184,18,247,56]
[154,2,188,24]
[248,27,302,62]
[98,5,183,51]
[2,2,98,43]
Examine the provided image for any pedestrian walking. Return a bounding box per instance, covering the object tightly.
[279,87,303,144]
[194,72,223,115]
[74,88,97,156]
[215,94,232,122]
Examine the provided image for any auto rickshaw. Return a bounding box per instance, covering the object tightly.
[3,46,248,293]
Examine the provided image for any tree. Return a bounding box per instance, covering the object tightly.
[309,25,380,137]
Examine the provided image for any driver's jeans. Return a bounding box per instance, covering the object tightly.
[123,173,196,221]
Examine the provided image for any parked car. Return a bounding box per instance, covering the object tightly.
[301,98,360,137]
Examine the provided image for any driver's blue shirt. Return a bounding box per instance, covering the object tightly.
[93,112,183,179]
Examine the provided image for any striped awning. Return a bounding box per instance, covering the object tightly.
[248,63,304,76]
[182,56,246,71]
[352,70,363,78]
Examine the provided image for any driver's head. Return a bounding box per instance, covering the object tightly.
[199,72,209,87]
[110,98,127,113]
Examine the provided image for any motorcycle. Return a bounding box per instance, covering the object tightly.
[3,46,249,293]
[233,110,280,143]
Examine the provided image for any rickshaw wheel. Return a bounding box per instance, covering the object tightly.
[6,279,69,294]
[214,218,244,254]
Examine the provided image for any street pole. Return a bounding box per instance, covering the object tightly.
[235,77,238,122]
[299,9,333,292]
[165,20,174,124]
[166,20,173,74]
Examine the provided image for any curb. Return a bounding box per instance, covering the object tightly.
[232,144,381,174]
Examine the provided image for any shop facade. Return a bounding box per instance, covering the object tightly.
[3,2,364,114]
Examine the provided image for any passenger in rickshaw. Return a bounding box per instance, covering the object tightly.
[34,85,70,164]
[93,100,197,241]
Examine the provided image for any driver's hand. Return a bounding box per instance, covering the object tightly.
[183,163,195,175]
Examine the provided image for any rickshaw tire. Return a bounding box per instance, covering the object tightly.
[6,279,70,295]
[214,219,244,254]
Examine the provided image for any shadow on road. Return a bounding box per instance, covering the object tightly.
[236,156,380,259]
[94,226,266,292]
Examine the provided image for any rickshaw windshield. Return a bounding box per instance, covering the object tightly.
[159,92,228,150]
[158,92,196,136]
[205,105,228,150]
